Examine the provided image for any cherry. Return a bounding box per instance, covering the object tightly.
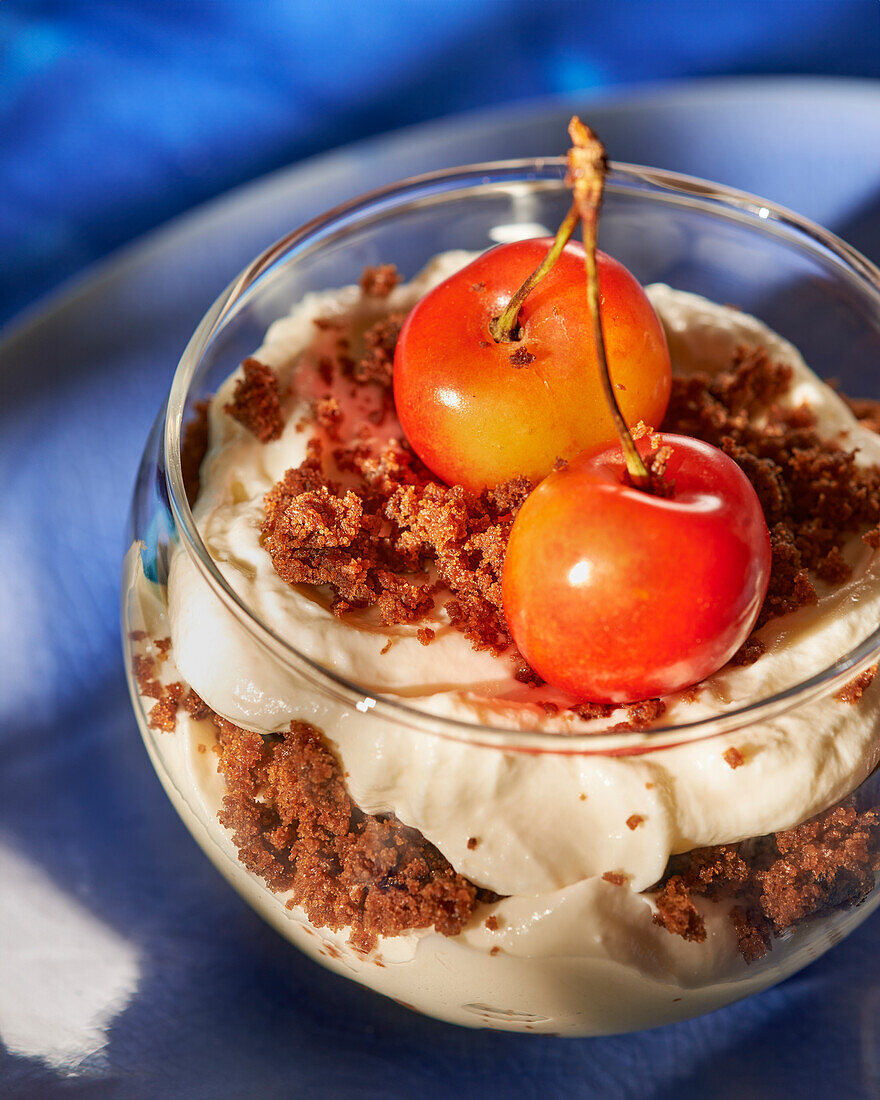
[501,434,772,703]
[393,238,671,491]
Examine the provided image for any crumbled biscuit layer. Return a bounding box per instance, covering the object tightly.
[652,800,880,962]
[225,358,285,442]
[261,435,533,659]
[132,630,880,964]
[211,709,484,951]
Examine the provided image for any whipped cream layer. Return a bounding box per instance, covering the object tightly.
[167,256,880,899]
[132,561,873,1036]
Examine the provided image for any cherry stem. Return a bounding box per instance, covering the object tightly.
[488,202,579,344]
[567,117,651,492]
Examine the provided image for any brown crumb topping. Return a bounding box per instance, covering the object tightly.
[181,399,210,506]
[225,358,284,442]
[570,701,616,721]
[353,313,406,387]
[264,324,880,701]
[136,630,880,963]
[509,346,535,367]
[652,876,707,943]
[183,688,212,721]
[723,747,745,769]
[212,714,482,951]
[730,904,772,964]
[133,654,162,700]
[147,695,178,732]
[484,914,499,931]
[730,636,766,667]
[261,435,533,658]
[605,699,667,732]
[359,263,401,298]
[653,801,880,962]
[642,441,676,498]
[835,665,878,704]
[147,682,185,733]
[313,395,343,440]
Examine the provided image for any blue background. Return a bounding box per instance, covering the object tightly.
[3,0,880,327]
[4,4,880,1098]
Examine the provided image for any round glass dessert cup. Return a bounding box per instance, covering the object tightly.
[123,158,880,1036]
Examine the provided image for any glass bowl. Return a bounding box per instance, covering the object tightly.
[122,158,880,1035]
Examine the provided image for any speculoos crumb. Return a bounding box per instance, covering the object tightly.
[212,713,481,951]
[723,747,745,769]
[147,694,178,733]
[176,297,880,727]
[652,876,707,943]
[313,395,343,439]
[730,636,766,667]
[359,263,401,298]
[224,358,285,442]
[352,313,406,387]
[181,399,210,506]
[132,654,162,700]
[261,435,533,653]
[509,346,535,367]
[835,665,878,704]
[652,801,880,962]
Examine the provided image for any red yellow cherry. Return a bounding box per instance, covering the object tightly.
[501,434,772,702]
[393,237,671,492]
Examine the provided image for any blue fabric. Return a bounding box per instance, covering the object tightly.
[4,83,880,1094]
[5,3,880,1095]
[3,0,880,328]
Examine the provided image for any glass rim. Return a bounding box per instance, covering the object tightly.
[163,157,880,754]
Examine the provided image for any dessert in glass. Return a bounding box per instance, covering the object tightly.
[123,132,880,1035]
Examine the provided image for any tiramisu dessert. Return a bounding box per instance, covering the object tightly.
[124,121,880,1034]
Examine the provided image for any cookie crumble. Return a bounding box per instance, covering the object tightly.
[723,747,745,769]
[360,263,401,298]
[213,714,482,951]
[835,665,878,704]
[225,358,284,442]
[652,801,880,962]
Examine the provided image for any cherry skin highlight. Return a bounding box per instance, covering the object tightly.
[393,239,671,491]
[502,435,772,703]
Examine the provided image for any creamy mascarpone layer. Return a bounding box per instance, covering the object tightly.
[167,256,880,899]
[131,563,867,1035]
